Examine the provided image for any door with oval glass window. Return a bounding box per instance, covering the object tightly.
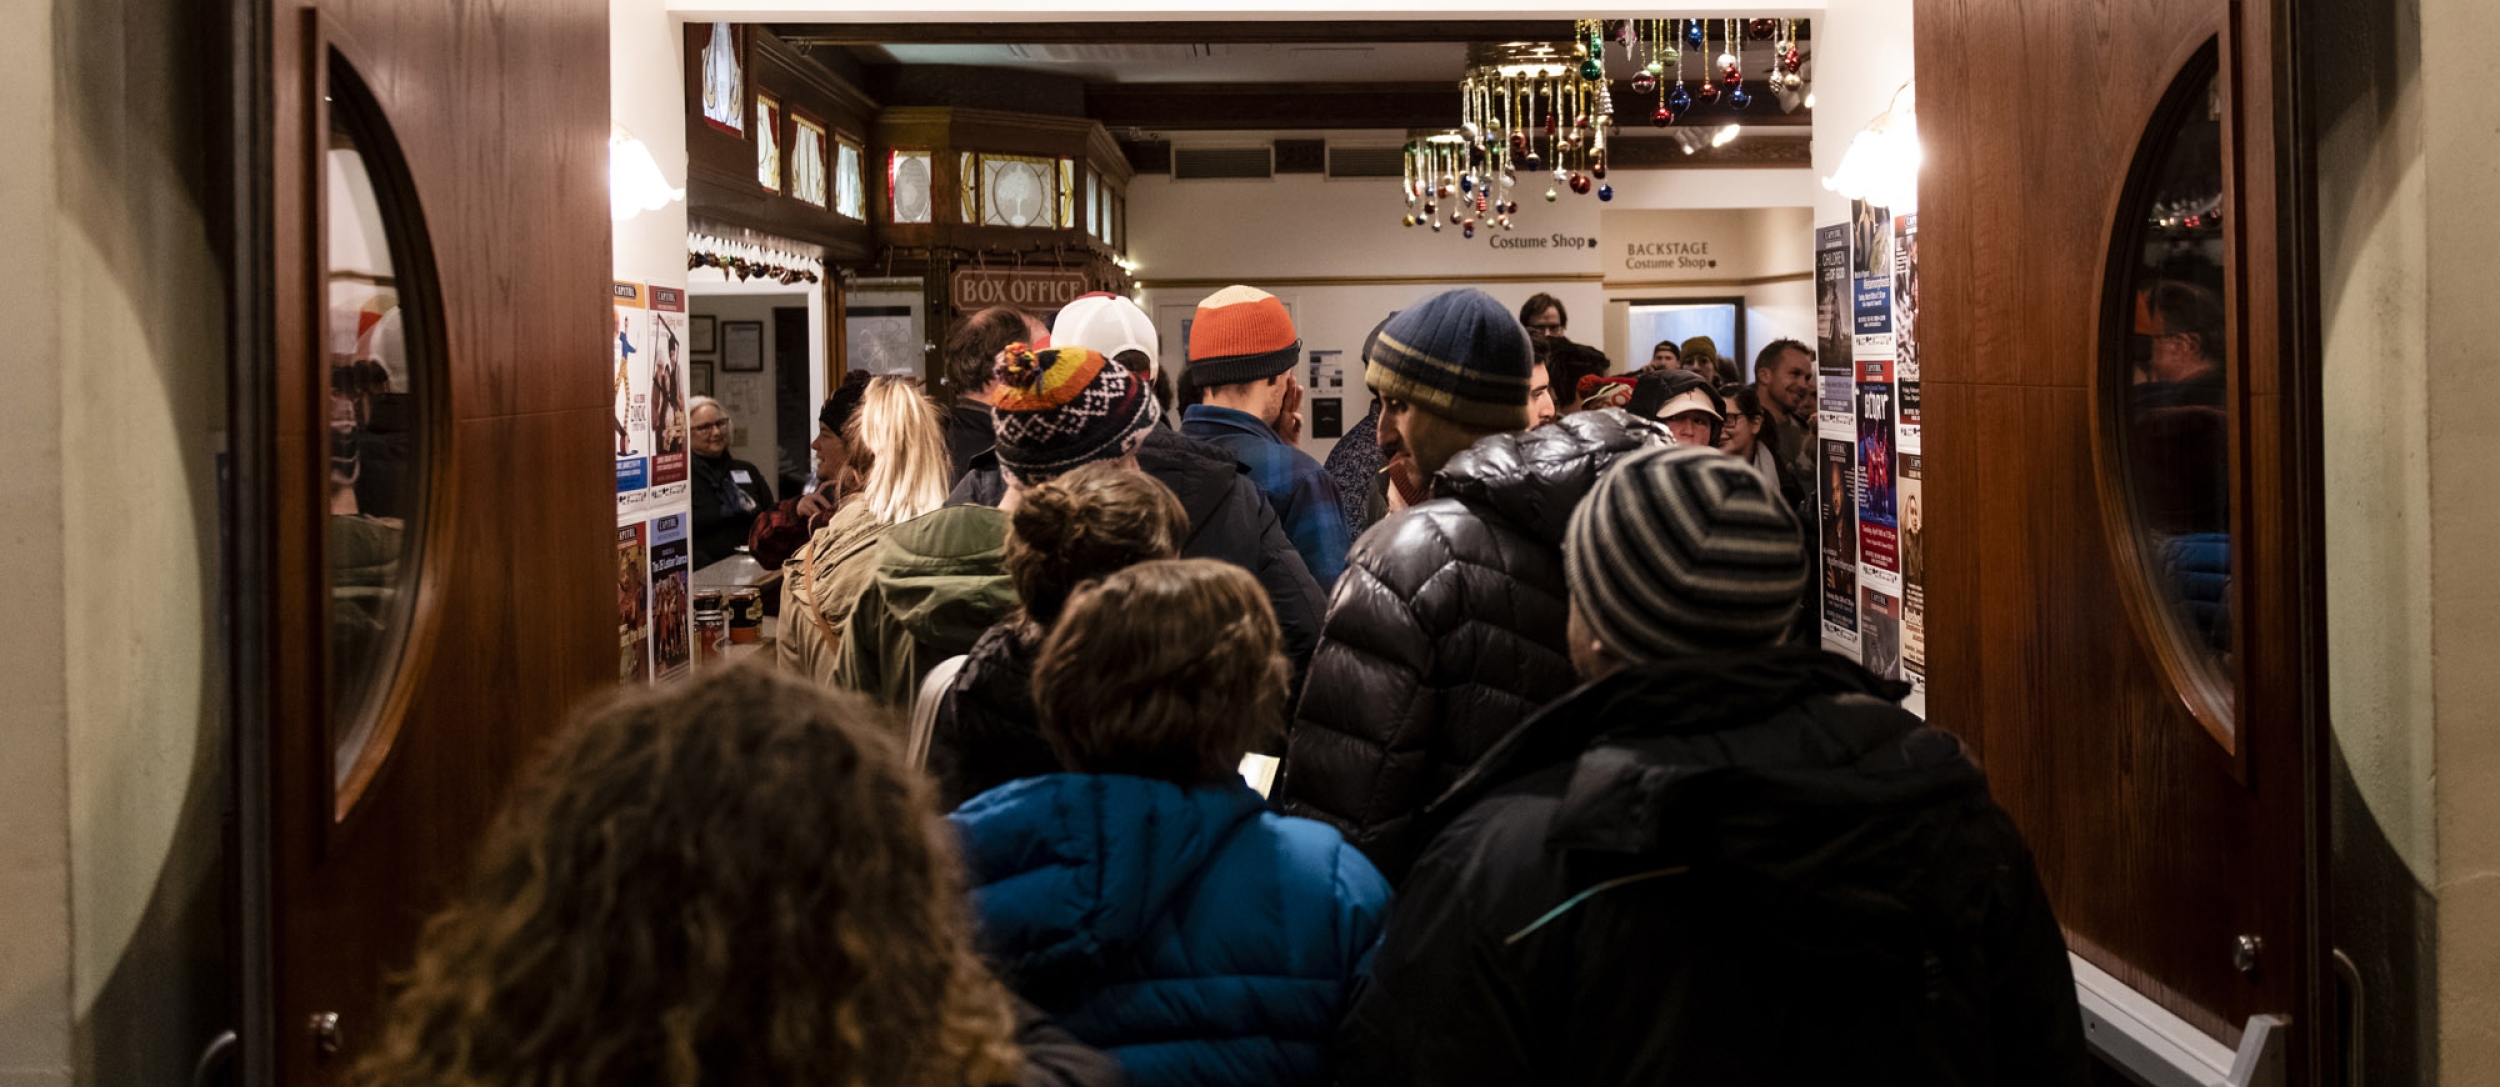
[244,3,614,1083]
[1915,0,2329,1081]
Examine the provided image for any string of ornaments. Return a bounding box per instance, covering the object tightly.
[1404,17,1807,238]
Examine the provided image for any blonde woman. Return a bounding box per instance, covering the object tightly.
[780,376,952,685]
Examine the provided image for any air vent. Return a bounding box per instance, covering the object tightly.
[1327,146,1405,179]
[1274,139,1326,174]
[1172,146,1273,180]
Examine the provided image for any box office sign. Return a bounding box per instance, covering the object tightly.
[950,268,1091,311]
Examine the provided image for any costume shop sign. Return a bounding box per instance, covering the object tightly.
[950,268,1091,311]
[1598,207,1815,287]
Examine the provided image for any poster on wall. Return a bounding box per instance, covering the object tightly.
[1850,199,1895,359]
[1861,586,1904,681]
[1856,358,1901,589]
[648,512,691,679]
[1900,452,1927,698]
[1819,437,1860,641]
[618,522,650,683]
[614,281,652,516]
[1892,214,1921,384]
[648,286,691,494]
[1816,224,1852,384]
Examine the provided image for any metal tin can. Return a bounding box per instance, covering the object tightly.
[728,588,763,644]
[693,588,724,618]
[695,613,728,662]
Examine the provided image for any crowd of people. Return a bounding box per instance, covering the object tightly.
[359,285,2091,1086]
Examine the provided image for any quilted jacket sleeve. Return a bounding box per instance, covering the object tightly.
[1276,510,1458,884]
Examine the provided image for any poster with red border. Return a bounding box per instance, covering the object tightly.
[648,286,691,492]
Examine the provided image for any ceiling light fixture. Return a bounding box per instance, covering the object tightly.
[1823,80,1920,210]
[610,125,684,222]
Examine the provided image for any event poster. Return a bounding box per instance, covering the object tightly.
[614,281,653,515]
[648,286,691,492]
[1820,438,1860,639]
[618,522,650,683]
[1861,587,1904,681]
[648,512,691,679]
[1856,358,1900,584]
[1892,214,1921,384]
[1900,453,1927,691]
[1816,224,1852,382]
[1850,199,1895,358]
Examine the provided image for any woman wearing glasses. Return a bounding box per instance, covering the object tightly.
[689,395,774,567]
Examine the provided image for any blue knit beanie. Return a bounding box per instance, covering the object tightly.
[1364,288,1534,431]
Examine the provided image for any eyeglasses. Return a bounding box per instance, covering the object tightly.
[693,420,731,433]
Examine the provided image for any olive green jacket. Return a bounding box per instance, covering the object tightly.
[831,505,1018,713]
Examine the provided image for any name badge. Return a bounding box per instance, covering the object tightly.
[731,469,754,484]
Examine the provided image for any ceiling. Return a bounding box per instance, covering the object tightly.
[860,42,1475,83]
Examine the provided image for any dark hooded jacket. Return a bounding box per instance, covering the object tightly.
[830,506,1017,711]
[926,620,1053,810]
[949,426,1326,677]
[1335,650,2089,1087]
[1276,409,1668,884]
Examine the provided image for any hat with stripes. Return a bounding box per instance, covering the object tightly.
[991,343,1161,486]
[1364,288,1534,431]
[1564,444,1808,660]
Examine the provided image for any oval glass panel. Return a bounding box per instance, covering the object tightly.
[2109,50,2234,731]
[326,58,433,792]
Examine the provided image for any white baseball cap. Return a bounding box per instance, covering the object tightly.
[1052,293,1160,369]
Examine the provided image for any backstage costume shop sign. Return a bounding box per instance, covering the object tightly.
[613,280,695,687]
[1598,207,1815,285]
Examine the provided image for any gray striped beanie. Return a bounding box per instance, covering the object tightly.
[1564,445,1808,661]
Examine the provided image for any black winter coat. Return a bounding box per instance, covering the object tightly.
[1276,409,1668,884]
[949,426,1327,678]
[927,621,1054,810]
[1335,650,2089,1087]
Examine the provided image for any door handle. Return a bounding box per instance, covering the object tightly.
[191,1030,237,1087]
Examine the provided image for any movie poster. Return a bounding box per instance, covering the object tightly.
[618,521,650,683]
[1861,587,1904,681]
[648,512,691,679]
[1820,438,1860,639]
[648,286,691,493]
[614,281,652,516]
[1816,224,1852,383]
[1857,358,1900,585]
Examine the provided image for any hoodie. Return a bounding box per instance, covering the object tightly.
[831,505,1016,710]
[951,774,1390,1087]
[1335,650,2089,1087]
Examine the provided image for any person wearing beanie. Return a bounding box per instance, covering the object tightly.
[1179,285,1355,591]
[1278,288,1671,885]
[948,345,1328,689]
[1337,445,2088,1087]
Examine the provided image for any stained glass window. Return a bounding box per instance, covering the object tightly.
[1059,159,1076,229]
[755,95,781,191]
[959,151,978,223]
[890,150,932,224]
[699,22,744,133]
[1085,172,1099,238]
[791,116,826,208]
[981,154,1059,229]
[835,137,865,220]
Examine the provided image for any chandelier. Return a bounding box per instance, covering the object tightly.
[1404,26,1617,239]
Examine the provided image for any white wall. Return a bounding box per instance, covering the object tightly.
[1811,0,1918,229]
[688,290,813,487]
[1131,129,1814,460]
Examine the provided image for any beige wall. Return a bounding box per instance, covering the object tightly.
[1,0,231,1083]
[2422,0,2500,1076]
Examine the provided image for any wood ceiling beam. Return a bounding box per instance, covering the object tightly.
[775,21,1581,46]
[1086,80,1810,132]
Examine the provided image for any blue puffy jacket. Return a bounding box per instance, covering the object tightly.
[950,774,1391,1087]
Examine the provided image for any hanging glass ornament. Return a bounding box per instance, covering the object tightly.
[1783,72,1803,92]
[1569,172,1592,195]
[1784,45,1802,73]
[1598,184,1614,202]
[1406,191,1418,207]
[1460,174,1474,193]
[1476,192,1489,213]
[1431,219,1443,232]
[1669,82,1692,112]
[1748,19,1778,40]
[1525,151,1543,172]
[1544,187,1558,203]
[1644,59,1665,76]
[1592,161,1607,180]
[1685,19,1704,47]
[1651,104,1672,127]
[1729,86,1752,109]
[1696,80,1719,104]
[1717,50,1737,70]
[1403,215,1417,228]
[1424,200,1436,216]
[1463,219,1477,239]
[1632,71,1657,95]
[1579,55,1603,80]
[1722,62,1743,84]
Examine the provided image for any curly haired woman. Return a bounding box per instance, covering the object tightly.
[926,460,1188,808]
[356,666,1120,1087]
[950,560,1391,1087]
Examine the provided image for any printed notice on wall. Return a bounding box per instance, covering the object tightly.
[1816,224,1852,384]
[1856,357,1901,592]
[1820,438,1860,642]
[649,512,691,680]
[1850,199,1895,358]
[1900,453,1927,706]
[1861,586,1905,682]
[614,281,652,516]
[648,286,691,497]
[618,521,650,683]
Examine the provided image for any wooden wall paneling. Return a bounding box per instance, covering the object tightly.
[1916,0,2314,1063]
[264,0,612,1081]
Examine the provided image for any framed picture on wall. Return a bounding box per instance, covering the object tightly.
[690,362,713,397]
[721,320,764,372]
[690,314,716,353]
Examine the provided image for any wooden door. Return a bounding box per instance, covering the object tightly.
[1916,0,2327,1077]
[244,0,612,1081]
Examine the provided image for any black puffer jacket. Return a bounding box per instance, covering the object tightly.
[1276,409,1668,884]
[949,426,1327,677]
[927,620,1053,810]
[1336,650,2088,1087]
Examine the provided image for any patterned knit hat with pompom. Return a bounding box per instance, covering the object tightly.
[991,343,1162,486]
